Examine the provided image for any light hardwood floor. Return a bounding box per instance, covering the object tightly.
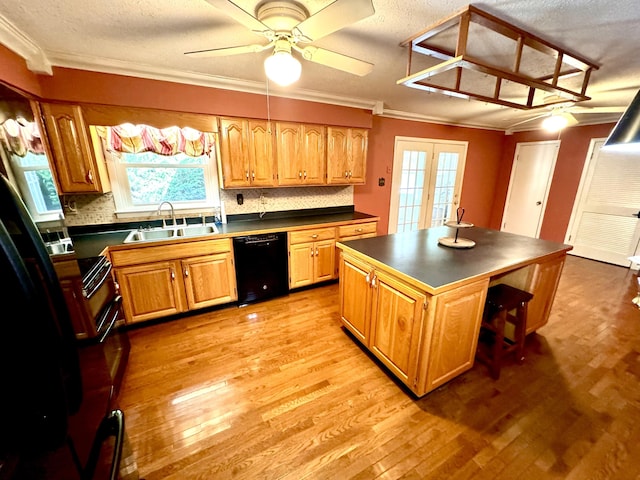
[119,255,640,479]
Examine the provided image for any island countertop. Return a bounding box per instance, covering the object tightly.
[336,226,573,294]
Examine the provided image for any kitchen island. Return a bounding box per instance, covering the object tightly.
[336,226,572,397]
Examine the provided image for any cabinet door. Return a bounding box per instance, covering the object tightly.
[116,261,185,324]
[423,279,487,393]
[276,122,302,185]
[327,127,350,184]
[247,120,276,186]
[369,270,427,387]
[314,239,336,282]
[218,117,250,188]
[41,103,103,194]
[348,128,368,184]
[182,253,237,309]
[300,124,326,184]
[289,241,314,288]
[526,255,565,334]
[339,254,373,344]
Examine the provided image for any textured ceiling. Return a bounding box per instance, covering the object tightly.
[0,0,639,131]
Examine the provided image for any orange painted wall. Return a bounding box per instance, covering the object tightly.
[354,116,506,234]
[493,123,616,242]
[0,44,42,96]
[37,67,373,128]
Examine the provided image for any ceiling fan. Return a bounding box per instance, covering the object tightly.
[506,96,627,133]
[186,0,375,86]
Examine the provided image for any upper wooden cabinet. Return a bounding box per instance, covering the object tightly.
[217,117,276,189]
[327,127,368,185]
[276,122,326,186]
[39,103,111,194]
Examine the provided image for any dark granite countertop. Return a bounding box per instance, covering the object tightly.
[337,226,573,294]
[69,209,378,259]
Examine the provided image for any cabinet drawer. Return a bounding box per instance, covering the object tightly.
[338,222,377,238]
[289,227,336,244]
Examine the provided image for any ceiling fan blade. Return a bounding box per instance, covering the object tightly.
[204,0,271,35]
[294,45,373,76]
[293,0,375,41]
[506,113,549,130]
[185,43,272,58]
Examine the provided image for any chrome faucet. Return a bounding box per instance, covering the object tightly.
[157,201,176,228]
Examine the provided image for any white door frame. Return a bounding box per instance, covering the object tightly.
[388,136,467,234]
[501,140,560,238]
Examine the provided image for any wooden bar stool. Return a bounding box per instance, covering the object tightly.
[476,283,533,379]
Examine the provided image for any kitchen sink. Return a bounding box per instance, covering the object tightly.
[124,228,177,243]
[123,224,219,243]
[176,224,219,237]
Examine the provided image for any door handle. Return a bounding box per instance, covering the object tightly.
[634,211,640,218]
[536,201,542,206]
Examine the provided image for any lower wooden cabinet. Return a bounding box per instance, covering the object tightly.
[421,279,488,392]
[116,261,185,323]
[369,269,428,387]
[288,227,336,289]
[111,238,237,325]
[339,252,488,397]
[182,252,236,309]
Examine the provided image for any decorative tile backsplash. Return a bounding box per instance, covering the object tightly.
[62,186,354,227]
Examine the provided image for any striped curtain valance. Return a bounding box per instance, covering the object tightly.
[96,124,215,157]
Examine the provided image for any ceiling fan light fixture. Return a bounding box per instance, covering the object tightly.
[542,113,569,132]
[603,89,640,151]
[264,40,301,86]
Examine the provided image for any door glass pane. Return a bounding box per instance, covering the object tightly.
[397,150,427,232]
[431,152,459,227]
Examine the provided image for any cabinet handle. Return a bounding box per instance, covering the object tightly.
[303,170,307,179]
[349,171,352,178]
[365,272,371,285]
[356,228,363,233]
[246,171,249,180]
[184,268,189,277]
[86,170,94,184]
[171,270,175,281]
[311,234,318,239]
[315,249,319,256]
[310,247,314,257]
[252,171,255,180]
[344,171,349,178]
[299,171,303,178]
[371,274,377,288]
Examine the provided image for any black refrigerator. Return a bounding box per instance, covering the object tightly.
[0,174,127,479]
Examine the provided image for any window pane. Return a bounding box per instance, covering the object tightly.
[127,167,206,205]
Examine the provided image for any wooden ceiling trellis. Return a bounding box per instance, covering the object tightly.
[397,4,600,110]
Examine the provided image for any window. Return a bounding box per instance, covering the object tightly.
[9,150,63,222]
[97,125,219,215]
[0,118,62,222]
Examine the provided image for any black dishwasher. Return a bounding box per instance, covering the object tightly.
[233,232,288,305]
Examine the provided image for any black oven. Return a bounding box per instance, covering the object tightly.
[65,255,134,479]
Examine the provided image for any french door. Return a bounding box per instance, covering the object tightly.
[388,137,467,234]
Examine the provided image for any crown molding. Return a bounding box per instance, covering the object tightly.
[379,108,504,132]
[46,51,381,112]
[0,14,51,75]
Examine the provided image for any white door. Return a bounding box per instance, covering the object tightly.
[388,137,467,234]
[501,141,560,237]
[565,139,640,267]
